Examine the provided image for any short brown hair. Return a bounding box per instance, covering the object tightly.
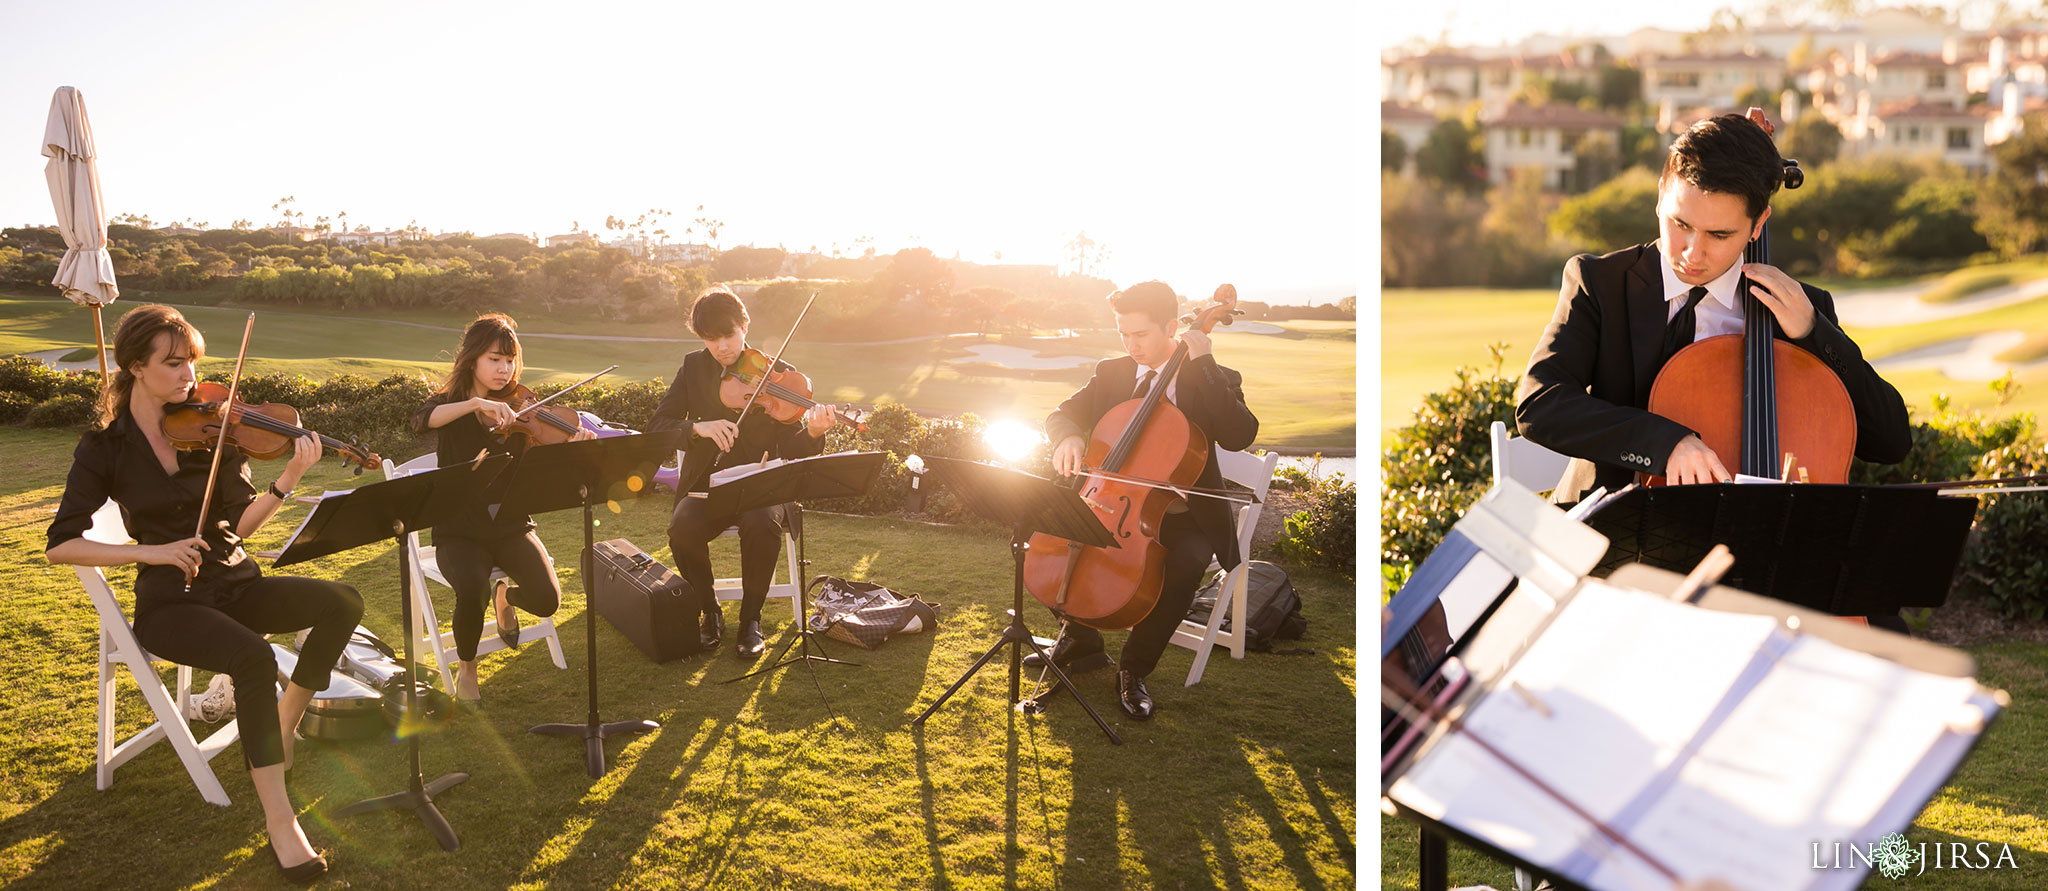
[1107,281,1180,330]
[100,304,205,426]
[690,286,749,339]
[1659,113,1784,221]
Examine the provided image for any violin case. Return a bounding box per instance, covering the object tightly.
[277,626,455,741]
[591,538,703,662]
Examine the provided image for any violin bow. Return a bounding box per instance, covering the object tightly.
[735,290,819,425]
[189,312,256,582]
[507,364,619,421]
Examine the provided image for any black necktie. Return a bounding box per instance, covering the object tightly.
[1660,286,1709,366]
[1132,369,1156,401]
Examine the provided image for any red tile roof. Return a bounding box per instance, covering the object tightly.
[1484,102,1622,128]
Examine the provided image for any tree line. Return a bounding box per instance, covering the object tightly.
[1385,110,2048,288]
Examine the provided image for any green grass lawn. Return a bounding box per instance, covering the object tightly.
[0,428,1356,890]
[1379,640,2048,888]
[1382,286,2048,445]
[0,294,1354,449]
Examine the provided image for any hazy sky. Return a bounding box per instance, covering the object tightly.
[1377,0,2019,50]
[3,0,1362,302]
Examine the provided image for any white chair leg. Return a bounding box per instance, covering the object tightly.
[540,618,568,669]
[1226,567,1250,660]
[96,632,116,791]
[124,651,231,806]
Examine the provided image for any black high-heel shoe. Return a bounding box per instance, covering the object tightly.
[494,580,521,651]
[270,842,328,883]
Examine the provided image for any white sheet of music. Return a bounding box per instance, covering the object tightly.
[1389,581,1983,891]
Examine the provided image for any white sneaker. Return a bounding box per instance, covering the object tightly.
[187,674,235,723]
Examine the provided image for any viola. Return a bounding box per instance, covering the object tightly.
[162,381,382,475]
[718,347,869,434]
[1021,285,1242,631]
[1645,107,1857,488]
[498,383,596,447]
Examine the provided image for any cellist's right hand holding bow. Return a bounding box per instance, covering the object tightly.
[1665,434,1732,485]
[1051,435,1087,477]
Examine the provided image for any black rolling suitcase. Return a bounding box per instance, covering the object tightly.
[591,538,700,662]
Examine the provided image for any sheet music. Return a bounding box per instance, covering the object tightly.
[709,457,786,488]
[1389,582,1986,891]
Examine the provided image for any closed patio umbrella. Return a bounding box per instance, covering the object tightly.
[43,85,118,379]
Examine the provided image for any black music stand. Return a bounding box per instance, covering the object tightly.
[499,430,683,779]
[716,452,887,703]
[909,456,1123,745]
[1581,484,1977,616]
[274,454,512,852]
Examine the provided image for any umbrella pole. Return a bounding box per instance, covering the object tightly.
[91,303,109,381]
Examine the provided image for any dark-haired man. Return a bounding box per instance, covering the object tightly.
[1022,281,1259,719]
[1517,112,1910,502]
[651,286,834,658]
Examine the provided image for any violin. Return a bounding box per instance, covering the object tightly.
[498,383,596,447]
[1021,285,1242,631]
[718,347,869,434]
[162,381,382,475]
[1645,107,1857,487]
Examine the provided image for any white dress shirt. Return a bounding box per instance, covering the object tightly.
[1659,251,1746,342]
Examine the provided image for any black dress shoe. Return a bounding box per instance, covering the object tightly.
[1116,670,1153,721]
[700,605,725,648]
[271,843,328,883]
[1022,633,1105,670]
[736,620,766,657]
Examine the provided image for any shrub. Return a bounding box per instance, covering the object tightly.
[299,373,438,464]
[1957,439,2048,619]
[1278,474,1356,578]
[0,355,66,401]
[1382,346,1520,573]
[788,403,1001,523]
[1850,393,2036,486]
[26,393,96,429]
[0,392,33,425]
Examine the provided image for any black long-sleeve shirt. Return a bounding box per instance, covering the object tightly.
[410,392,536,541]
[649,349,825,494]
[47,409,263,609]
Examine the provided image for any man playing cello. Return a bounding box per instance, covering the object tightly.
[1516,113,1913,627]
[1024,281,1259,719]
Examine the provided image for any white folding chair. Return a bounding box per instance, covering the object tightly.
[1167,448,1281,686]
[73,499,240,806]
[384,454,567,697]
[1489,420,1571,495]
[673,450,803,620]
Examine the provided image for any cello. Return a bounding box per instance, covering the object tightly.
[1645,107,1857,487]
[1021,288,1241,631]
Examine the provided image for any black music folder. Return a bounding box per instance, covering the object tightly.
[1578,483,1977,616]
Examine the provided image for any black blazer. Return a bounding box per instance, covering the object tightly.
[1515,242,1911,503]
[1046,353,1260,567]
[649,349,825,495]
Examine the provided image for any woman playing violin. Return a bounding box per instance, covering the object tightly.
[45,304,362,882]
[409,313,587,706]
[650,286,834,658]
[1025,281,1259,720]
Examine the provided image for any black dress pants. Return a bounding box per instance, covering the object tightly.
[667,496,787,625]
[134,576,364,769]
[434,531,565,662]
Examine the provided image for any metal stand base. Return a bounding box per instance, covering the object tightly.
[529,486,658,779]
[335,519,467,850]
[910,534,1122,745]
